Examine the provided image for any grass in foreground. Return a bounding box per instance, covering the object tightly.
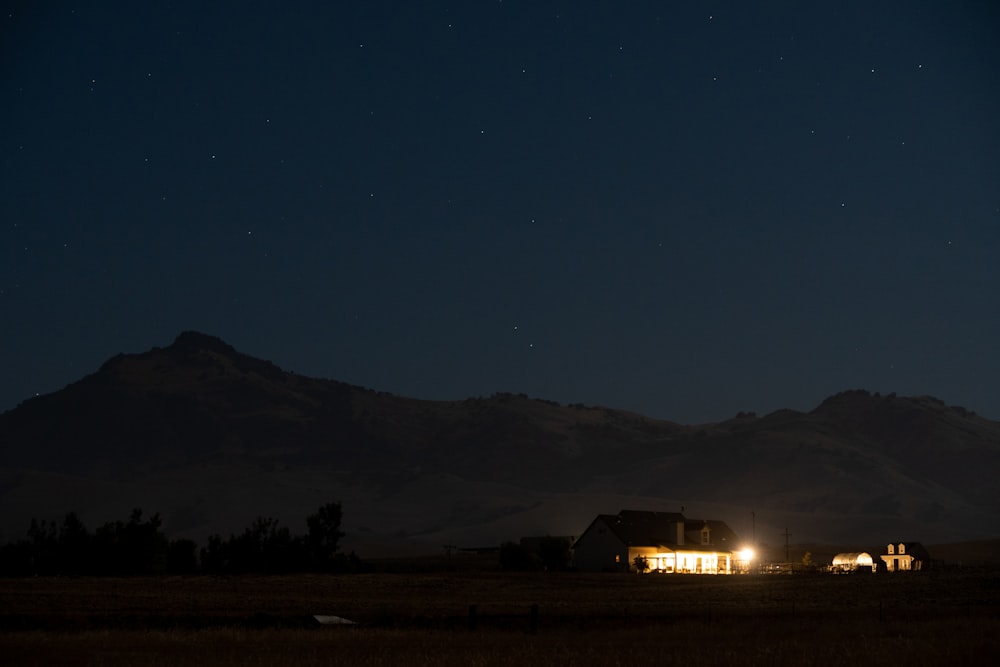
[1,570,998,665]
[2,613,998,666]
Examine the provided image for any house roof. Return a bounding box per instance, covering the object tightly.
[582,510,742,551]
[691,519,741,550]
[832,552,873,565]
[882,542,931,558]
[604,510,683,547]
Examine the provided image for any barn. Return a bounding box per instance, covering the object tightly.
[831,552,875,573]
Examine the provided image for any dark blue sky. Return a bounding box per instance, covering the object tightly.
[3,1,999,423]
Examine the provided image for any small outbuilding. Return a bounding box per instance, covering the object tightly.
[831,552,875,573]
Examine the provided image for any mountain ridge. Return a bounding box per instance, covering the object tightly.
[1,331,998,553]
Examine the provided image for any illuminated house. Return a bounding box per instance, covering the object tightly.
[572,510,745,573]
[879,542,930,572]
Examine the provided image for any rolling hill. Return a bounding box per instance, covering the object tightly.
[1,331,998,556]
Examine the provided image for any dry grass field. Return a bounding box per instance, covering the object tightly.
[1,569,998,665]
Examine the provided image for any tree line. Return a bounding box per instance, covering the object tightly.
[0,502,362,576]
[498,537,573,571]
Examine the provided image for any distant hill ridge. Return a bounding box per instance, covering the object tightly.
[1,331,998,550]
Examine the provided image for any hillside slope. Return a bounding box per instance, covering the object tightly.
[1,332,997,552]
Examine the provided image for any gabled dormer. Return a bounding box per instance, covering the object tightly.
[887,543,894,555]
[898,543,906,555]
[701,522,711,545]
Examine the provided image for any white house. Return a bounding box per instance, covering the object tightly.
[572,510,748,574]
[880,542,930,572]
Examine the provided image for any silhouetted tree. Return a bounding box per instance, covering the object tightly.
[167,538,199,574]
[200,534,230,574]
[306,502,344,569]
[499,541,540,571]
[26,518,60,574]
[0,519,59,575]
[0,540,32,576]
[0,509,173,575]
[3,503,357,576]
[57,512,93,574]
[203,516,308,573]
[93,509,169,574]
[537,536,573,571]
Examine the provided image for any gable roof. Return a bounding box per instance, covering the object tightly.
[579,510,741,550]
[883,541,931,558]
[690,519,741,550]
[604,510,684,547]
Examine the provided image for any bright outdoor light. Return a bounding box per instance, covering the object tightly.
[738,548,755,562]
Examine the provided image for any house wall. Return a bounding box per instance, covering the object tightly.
[574,518,629,571]
[676,550,731,574]
[646,550,676,573]
[629,546,660,571]
[636,548,732,574]
[881,554,918,571]
[880,543,927,572]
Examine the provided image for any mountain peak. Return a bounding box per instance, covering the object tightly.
[810,389,973,420]
[169,331,237,355]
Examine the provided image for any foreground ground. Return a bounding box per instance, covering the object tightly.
[1,568,998,665]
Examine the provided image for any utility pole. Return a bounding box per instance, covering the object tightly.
[751,511,756,546]
[783,528,791,563]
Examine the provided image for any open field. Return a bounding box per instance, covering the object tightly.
[2,569,998,665]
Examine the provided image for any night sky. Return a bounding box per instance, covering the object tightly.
[3,2,999,423]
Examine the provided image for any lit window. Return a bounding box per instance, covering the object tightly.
[887,544,894,555]
[898,543,906,555]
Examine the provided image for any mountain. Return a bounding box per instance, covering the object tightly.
[1,332,998,555]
